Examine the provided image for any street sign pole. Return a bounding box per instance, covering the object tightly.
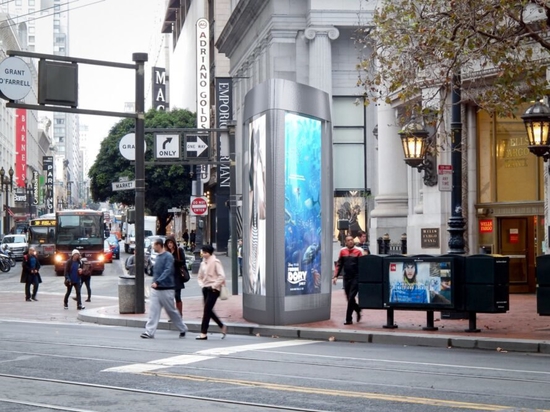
[191,165,203,274]
[133,52,147,314]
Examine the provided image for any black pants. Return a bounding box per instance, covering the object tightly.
[344,276,360,323]
[81,276,91,300]
[200,287,223,334]
[64,282,82,308]
[174,288,182,303]
[25,281,38,300]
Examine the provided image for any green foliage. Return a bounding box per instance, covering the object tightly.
[88,108,196,232]
[357,0,550,121]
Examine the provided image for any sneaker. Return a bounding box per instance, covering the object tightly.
[179,332,186,338]
[77,306,85,310]
[64,305,68,310]
[140,333,153,339]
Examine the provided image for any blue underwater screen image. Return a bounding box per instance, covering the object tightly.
[284,113,322,296]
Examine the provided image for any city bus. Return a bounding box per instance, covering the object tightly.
[54,209,106,276]
[28,213,56,263]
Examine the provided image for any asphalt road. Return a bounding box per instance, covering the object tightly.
[1,253,550,411]
[1,320,549,411]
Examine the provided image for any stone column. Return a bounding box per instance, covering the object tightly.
[304,26,339,96]
[370,102,409,242]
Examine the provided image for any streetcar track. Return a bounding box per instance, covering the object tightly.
[1,340,550,389]
[0,372,327,412]
[1,347,550,406]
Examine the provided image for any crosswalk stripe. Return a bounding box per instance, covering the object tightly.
[103,340,318,374]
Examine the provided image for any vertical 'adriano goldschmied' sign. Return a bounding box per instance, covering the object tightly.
[196,18,210,182]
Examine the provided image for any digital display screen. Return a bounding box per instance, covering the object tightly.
[387,259,453,307]
[284,113,322,296]
[31,220,55,226]
[247,114,267,295]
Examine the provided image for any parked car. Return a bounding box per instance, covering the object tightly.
[106,234,120,259]
[144,235,167,267]
[103,239,113,263]
[1,234,28,260]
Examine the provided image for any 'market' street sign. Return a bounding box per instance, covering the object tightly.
[112,180,136,191]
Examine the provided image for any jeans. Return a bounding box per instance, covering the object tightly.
[64,282,82,308]
[81,275,91,300]
[200,287,224,334]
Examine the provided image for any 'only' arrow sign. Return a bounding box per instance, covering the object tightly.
[162,137,173,150]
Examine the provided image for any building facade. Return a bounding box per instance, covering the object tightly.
[163,0,545,294]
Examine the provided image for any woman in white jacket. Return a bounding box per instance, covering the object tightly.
[196,244,227,340]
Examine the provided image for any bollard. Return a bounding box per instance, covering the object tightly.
[118,275,136,314]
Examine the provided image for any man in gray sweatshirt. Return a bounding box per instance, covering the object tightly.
[141,238,188,339]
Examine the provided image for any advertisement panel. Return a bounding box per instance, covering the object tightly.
[152,67,168,111]
[247,114,267,295]
[284,113,322,295]
[42,156,54,213]
[15,109,27,187]
[385,258,454,308]
[215,77,233,252]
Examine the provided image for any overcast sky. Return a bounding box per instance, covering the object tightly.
[68,0,165,157]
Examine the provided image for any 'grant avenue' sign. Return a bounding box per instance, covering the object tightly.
[0,57,32,101]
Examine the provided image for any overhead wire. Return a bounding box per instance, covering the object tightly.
[0,0,105,30]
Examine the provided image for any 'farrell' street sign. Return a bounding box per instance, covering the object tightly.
[0,57,32,101]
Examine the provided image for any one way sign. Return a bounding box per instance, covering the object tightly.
[186,135,209,158]
[154,133,180,159]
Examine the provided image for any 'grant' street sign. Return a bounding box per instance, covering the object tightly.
[0,57,32,101]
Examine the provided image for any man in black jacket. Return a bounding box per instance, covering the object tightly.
[333,235,365,325]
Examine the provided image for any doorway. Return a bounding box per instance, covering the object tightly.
[497,217,536,293]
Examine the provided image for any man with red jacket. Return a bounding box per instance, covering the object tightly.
[333,235,365,325]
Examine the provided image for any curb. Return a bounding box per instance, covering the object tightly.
[77,308,550,354]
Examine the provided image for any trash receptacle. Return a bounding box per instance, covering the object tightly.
[118,275,136,314]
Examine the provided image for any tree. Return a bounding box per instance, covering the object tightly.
[88,108,196,234]
[357,0,550,122]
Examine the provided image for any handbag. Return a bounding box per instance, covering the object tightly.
[64,278,71,287]
[219,284,229,300]
[177,248,191,283]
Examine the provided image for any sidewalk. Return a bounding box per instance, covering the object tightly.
[1,288,549,353]
[2,244,549,353]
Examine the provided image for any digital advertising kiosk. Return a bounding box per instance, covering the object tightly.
[242,79,333,325]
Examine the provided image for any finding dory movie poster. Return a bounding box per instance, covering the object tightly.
[284,113,322,296]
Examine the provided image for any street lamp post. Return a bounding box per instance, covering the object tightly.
[0,166,14,235]
[447,75,466,255]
